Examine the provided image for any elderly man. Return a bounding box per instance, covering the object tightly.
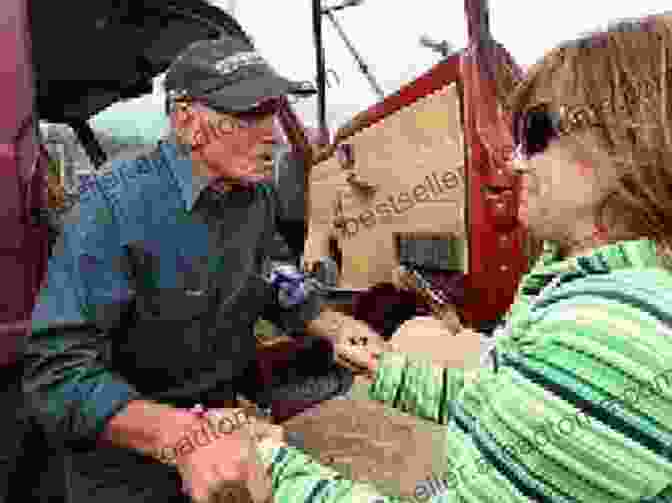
[26,36,324,503]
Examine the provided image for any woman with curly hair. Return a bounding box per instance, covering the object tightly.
[246,12,672,503]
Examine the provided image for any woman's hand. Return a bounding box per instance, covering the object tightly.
[333,340,382,377]
[305,309,388,376]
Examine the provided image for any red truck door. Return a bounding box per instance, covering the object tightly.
[0,0,49,368]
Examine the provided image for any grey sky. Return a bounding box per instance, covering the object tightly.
[90,1,671,139]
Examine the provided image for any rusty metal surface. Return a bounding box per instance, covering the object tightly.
[282,386,448,498]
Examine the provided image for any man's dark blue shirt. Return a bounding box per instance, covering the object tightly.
[28,140,316,446]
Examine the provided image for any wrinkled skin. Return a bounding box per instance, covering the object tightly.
[173,408,284,503]
[171,104,277,186]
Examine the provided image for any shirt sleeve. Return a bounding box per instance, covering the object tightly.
[368,352,468,425]
[26,175,141,448]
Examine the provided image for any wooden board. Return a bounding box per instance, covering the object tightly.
[282,387,449,499]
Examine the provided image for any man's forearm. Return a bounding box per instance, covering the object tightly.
[100,400,201,460]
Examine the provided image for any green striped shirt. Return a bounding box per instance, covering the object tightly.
[256,239,672,502]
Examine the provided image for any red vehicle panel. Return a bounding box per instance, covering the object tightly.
[0,0,48,367]
[323,52,529,325]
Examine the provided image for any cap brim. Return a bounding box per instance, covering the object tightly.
[202,73,309,113]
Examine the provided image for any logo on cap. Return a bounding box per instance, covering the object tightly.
[214,51,265,76]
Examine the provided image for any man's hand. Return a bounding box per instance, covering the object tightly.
[204,407,285,448]
[174,424,256,503]
[170,407,279,503]
[333,340,382,377]
[102,401,264,503]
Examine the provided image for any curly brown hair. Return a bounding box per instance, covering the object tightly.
[508,13,672,266]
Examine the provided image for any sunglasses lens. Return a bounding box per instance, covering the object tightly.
[516,106,559,159]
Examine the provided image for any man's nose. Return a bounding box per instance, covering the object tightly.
[261,130,276,143]
[511,157,531,176]
[258,119,277,140]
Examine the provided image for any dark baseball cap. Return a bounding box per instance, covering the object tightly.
[164,36,315,113]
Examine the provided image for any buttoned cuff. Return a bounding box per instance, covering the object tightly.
[80,375,142,443]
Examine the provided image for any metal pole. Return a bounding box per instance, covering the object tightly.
[312,0,329,145]
[419,35,454,58]
[465,0,491,45]
[323,9,384,99]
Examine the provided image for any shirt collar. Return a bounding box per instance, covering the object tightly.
[520,238,661,296]
[159,138,262,212]
[501,238,662,337]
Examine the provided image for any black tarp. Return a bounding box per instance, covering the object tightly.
[30,0,253,124]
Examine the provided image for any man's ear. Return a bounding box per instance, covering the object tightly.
[169,105,194,137]
[175,105,195,128]
[175,106,210,148]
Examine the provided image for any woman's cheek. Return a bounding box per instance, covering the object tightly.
[518,186,529,224]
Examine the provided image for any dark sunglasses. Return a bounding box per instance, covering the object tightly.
[512,100,606,160]
[512,103,563,160]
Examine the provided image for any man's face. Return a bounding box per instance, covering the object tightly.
[198,110,278,182]
[173,102,280,184]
